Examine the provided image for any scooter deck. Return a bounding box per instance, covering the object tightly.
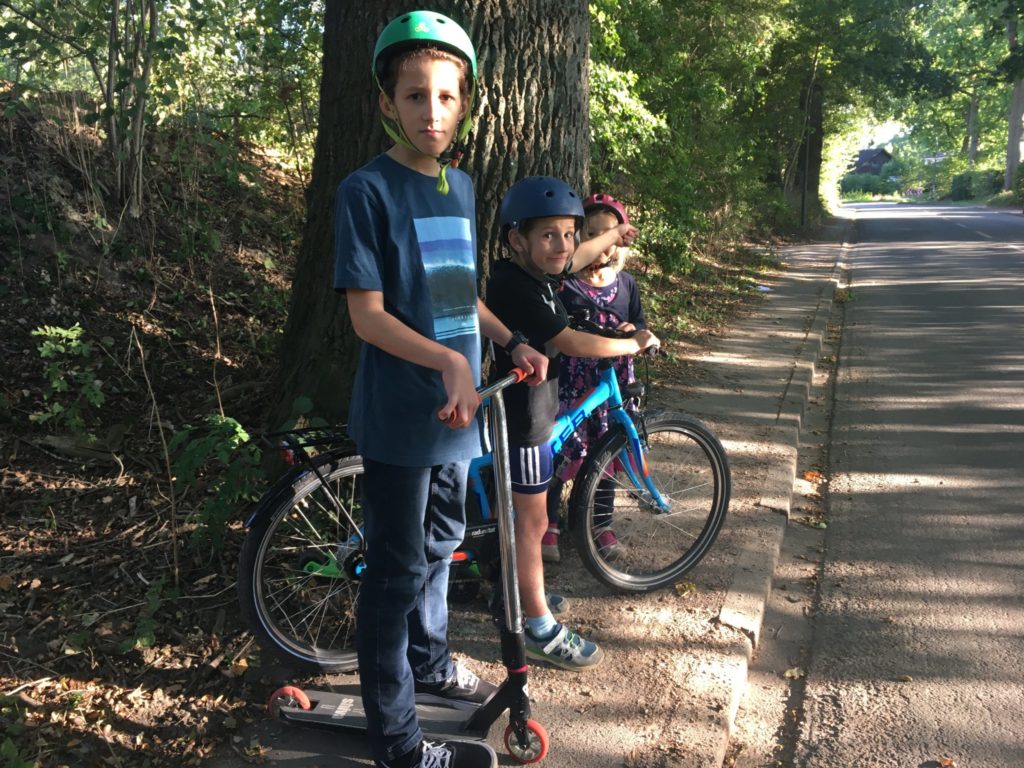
[273,683,490,741]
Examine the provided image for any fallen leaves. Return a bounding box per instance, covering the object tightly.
[783,667,806,680]
[674,581,697,598]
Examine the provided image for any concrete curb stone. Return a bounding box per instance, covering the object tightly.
[712,217,854,766]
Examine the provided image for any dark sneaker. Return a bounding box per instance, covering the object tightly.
[414,663,497,710]
[525,623,604,671]
[378,739,497,768]
[541,527,561,562]
[594,527,621,561]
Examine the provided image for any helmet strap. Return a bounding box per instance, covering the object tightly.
[376,76,476,196]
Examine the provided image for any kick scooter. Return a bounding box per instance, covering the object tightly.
[265,368,550,764]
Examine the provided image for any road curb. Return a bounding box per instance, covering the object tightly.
[713,223,852,765]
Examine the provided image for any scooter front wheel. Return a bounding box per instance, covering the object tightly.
[504,719,549,763]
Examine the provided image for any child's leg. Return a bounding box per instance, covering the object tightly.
[512,488,550,620]
[593,475,615,531]
[406,460,470,685]
[356,459,436,764]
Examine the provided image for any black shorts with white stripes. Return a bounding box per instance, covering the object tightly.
[508,441,554,495]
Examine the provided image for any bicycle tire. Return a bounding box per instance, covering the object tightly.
[568,410,730,592]
[238,451,365,672]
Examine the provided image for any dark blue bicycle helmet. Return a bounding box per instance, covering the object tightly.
[499,176,585,246]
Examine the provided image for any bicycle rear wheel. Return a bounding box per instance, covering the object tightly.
[568,411,730,592]
[238,452,364,672]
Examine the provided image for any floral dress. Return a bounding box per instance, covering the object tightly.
[555,276,641,483]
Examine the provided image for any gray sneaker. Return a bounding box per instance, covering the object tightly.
[525,623,604,670]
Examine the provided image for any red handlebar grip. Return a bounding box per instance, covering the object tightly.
[511,367,529,383]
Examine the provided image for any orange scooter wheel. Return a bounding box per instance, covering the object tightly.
[504,718,549,763]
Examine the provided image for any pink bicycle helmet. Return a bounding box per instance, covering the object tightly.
[582,193,629,226]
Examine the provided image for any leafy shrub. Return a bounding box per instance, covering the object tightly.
[1012,163,1024,202]
[841,173,892,195]
[950,169,1002,201]
[170,415,263,550]
[29,323,105,438]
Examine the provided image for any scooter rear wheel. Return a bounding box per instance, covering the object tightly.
[267,686,311,717]
[504,719,549,763]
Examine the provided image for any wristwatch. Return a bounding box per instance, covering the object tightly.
[504,331,529,356]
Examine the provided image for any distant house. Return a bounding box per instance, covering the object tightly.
[852,148,893,175]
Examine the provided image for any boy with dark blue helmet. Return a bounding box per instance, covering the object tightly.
[333,11,547,768]
[485,177,659,671]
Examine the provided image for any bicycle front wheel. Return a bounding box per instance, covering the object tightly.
[568,411,730,592]
[238,452,364,672]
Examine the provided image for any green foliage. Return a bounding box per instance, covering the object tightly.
[841,173,897,195]
[28,323,105,437]
[169,415,263,550]
[1,0,323,178]
[119,577,173,653]
[0,736,34,768]
[1012,162,1024,201]
[950,168,1002,200]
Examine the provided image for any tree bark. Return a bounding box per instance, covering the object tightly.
[1005,79,1024,190]
[965,88,979,167]
[1005,14,1024,191]
[265,0,590,431]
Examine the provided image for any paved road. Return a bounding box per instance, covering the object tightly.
[795,204,1024,766]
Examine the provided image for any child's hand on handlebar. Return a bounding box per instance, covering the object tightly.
[510,343,549,386]
[633,328,660,355]
[438,355,480,429]
[616,321,637,333]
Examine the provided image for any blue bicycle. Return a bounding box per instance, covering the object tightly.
[238,337,730,672]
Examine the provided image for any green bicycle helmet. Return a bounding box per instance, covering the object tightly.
[372,10,477,194]
[373,11,477,82]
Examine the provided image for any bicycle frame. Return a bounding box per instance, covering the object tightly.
[467,358,669,524]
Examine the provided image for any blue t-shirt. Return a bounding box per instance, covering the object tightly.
[333,153,483,466]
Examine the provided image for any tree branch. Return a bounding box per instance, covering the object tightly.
[0,1,106,96]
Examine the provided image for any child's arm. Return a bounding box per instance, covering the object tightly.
[568,223,638,273]
[346,288,479,428]
[477,299,549,385]
[549,326,659,359]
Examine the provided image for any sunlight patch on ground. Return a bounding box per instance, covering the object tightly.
[837,472,989,490]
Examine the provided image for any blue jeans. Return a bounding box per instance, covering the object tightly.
[357,458,470,764]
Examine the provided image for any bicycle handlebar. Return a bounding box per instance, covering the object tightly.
[477,367,528,401]
[570,311,661,356]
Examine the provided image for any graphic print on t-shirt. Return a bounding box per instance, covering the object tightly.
[414,216,479,342]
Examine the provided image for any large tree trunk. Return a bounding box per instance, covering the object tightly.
[1005,78,1024,190]
[1005,15,1024,191]
[964,88,980,166]
[265,0,590,431]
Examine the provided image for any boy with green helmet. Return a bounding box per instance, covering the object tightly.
[372,10,478,194]
[334,10,547,768]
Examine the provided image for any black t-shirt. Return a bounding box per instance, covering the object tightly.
[485,260,569,445]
